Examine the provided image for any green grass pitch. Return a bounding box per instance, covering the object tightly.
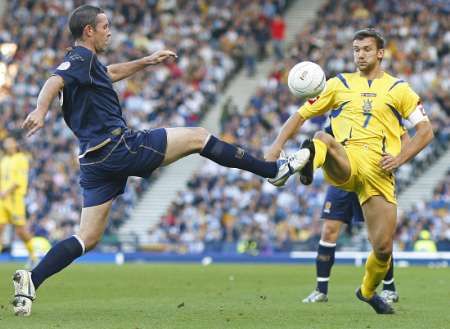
[0,263,449,329]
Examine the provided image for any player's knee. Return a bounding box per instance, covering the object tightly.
[321,223,339,242]
[314,131,333,145]
[373,241,392,260]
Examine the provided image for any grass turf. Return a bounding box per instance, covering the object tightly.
[0,263,449,329]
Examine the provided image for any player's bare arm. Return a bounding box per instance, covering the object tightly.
[106,50,177,83]
[380,120,433,172]
[22,75,64,137]
[265,112,306,161]
[400,130,411,148]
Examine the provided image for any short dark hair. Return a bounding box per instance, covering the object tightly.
[353,28,385,49]
[68,5,104,40]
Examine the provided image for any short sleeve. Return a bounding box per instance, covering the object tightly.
[391,82,421,119]
[53,53,93,86]
[298,77,339,120]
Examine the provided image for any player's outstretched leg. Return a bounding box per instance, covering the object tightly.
[380,257,399,303]
[163,127,310,186]
[12,200,112,316]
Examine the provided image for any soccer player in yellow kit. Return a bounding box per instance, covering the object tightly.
[0,137,36,265]
[266,29,434,314]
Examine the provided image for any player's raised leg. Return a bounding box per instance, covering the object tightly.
[162,127,310,186]
[300,131,352,185]
[13,200,113,316]
[356,196,396,314]
[303,219,341,303]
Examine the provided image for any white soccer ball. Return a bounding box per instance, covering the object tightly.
[287,61,326,99]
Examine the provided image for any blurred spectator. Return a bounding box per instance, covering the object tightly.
[413,230,438,252]
[270,14,286,60]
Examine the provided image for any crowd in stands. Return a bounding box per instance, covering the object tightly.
[397,171,450,252]
[0,0,289,244]
[151,0,450,254]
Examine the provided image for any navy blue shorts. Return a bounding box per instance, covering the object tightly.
[321,186,364,224]
[79,128,167,207]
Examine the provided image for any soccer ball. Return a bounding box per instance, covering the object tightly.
[287,61,326,99]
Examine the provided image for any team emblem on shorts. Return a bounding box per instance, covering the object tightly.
[56,61,71,70]
[323,201,332,213]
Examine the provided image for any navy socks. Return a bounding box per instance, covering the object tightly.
[382,257,396,291]
[316,240,336,295]
[31,236,85,289]
[200,135,278,178]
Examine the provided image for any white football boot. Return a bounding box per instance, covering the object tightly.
[302,290,328,303]
[12,270,36,316]
[268,148,310,187]
[379,290,399,304]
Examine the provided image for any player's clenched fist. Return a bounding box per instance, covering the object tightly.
[22,109,46,137]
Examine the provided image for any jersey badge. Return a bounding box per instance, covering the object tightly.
[362,99,373,114]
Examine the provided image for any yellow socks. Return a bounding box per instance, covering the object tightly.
[361,251,391,299]
[312,138,327,170]
[24,239,36,261]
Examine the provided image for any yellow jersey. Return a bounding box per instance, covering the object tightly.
[0,152,29,196]
[298,72,420,156]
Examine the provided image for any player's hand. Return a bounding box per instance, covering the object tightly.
[22,109,46,137]
[264,145,282,161]
[145,50,177,65]
[380,153,401,172]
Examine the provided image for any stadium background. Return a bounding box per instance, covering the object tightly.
[0,0,449,262]
[0,1,449,328]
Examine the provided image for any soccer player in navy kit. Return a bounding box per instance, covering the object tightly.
[12,5,310,316]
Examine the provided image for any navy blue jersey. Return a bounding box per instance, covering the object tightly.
[321,185,364,223]
[53,46,127,156]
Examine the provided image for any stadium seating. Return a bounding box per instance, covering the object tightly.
[152,0,450,253]
[0,0,289,244]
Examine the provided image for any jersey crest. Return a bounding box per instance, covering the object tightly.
[362,98,373,114]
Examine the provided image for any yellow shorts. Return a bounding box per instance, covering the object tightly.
[0,194,26,226]
[323,144,396,205]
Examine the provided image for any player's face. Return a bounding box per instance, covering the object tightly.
[353,37,384,73]
[93,14,111,53]
[3,137,17,154]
